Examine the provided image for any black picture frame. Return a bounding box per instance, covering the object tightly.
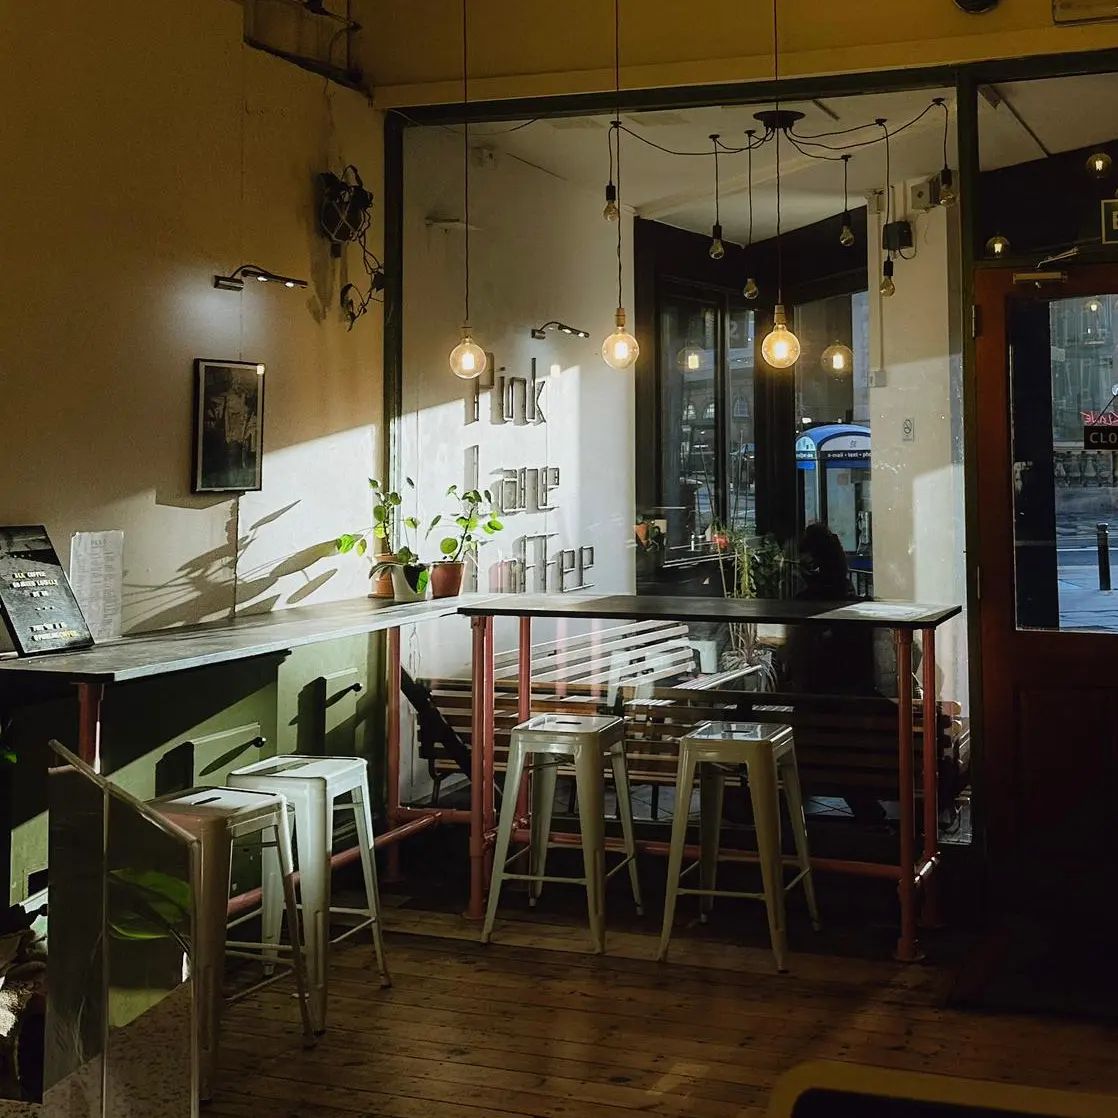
[192,359,265,493]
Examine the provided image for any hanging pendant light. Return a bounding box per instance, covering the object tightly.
[743,129,760,299]
[821,343,854,373]
[449,0,487,380]
[933,99,957,207]
[600,2,638,371]
[759,0,800,370]
[708,135,726,259]
[839,154,856,246]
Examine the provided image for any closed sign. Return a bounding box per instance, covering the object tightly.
[1084,423,1118,449]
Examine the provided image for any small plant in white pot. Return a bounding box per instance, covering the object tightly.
[428,485,503,598]
[337,477,429,601]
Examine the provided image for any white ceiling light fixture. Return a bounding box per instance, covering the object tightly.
[601,0,639,372]
[759,0,801,371]
[448,0,488,381]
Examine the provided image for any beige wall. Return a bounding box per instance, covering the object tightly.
[360,0,1118,107]
[1,0,384,634]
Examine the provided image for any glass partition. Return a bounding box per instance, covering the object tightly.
[0,744,200,1117]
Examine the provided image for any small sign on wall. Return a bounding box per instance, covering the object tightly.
[1101,198,1118,244]
[1083,423,1118,449]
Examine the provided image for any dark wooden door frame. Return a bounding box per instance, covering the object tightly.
[975,263,1118,861]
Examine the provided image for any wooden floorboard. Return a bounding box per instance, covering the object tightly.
[213,912,1118,1117]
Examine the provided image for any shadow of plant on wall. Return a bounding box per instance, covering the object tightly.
[122,501,340,630]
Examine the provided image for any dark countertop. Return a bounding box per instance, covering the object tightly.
[457,593,961,630]
[0,597,468,684]
[0,592,962,686]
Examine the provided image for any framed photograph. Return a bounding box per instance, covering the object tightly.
[192,359,265,493]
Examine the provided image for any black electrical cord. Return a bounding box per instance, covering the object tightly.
[613,0,623,310]
[711,134,721,227]
[842,152,851,212]
[772,0,784,304]
[461,0,470,325]
[746,130,756,248]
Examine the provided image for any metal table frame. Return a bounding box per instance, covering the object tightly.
[457,594,962,963]
[0,598,462,871]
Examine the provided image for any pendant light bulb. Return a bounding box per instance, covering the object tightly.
[449,323,487,379]
[821,343,854,374]
[743,277,759,301]
[761,304,800,370]
[603,181,620,222]
[1087,152,1113,179]
[709,223,725,260]
[602,307,639,370]
[938,167,957,206]
[985,234,1011,258]
[678,344,704,372]
[880,258,896,298]
[839,215,856,247]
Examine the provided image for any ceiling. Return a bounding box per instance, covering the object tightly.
[467,72,1118,244]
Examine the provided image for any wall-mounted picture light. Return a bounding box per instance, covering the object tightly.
[214,264,308,292]
[531,321,590,340]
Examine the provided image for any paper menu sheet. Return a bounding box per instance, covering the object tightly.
[69,531,123,642]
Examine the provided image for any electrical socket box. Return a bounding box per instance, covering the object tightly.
[909,179,936,212]
[870,368,888,388]
[883,220,914,253]
[866,189,886,216]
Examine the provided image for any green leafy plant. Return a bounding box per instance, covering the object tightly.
[430,485,503,563]
[337,476,423,565]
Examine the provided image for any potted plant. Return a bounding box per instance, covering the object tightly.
[427,485,503,598]
[337,477,429,601]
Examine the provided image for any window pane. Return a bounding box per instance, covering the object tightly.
[727,305,756,534]
[660,296,719,550]
[1011,292,1118,631]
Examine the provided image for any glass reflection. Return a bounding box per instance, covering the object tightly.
[33,742,199,1118]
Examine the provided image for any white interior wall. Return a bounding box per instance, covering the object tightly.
[1,1,383,635]
[868,190,968,707]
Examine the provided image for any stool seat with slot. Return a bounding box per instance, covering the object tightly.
[227,754,389,1033]
[149,785,314,1102]
[483,713,643,953]
[657,720,820,973]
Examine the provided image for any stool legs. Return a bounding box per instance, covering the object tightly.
[609,744,643,916]
[698,765,725,924]
[528,755,558,908]
[195,829,233,1103]
[260,830,284,976]
[573,745,606,953]
[482,742,528,944]
[657,744,698,962]
[351,780,392,986]
[779,752,820,931]
[274,813,316,1048]
[290,790,331,1032]
[746,749,788,973]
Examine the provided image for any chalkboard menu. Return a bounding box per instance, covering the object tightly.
[0,525,94,655]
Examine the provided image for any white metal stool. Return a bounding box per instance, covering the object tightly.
[149,786,314,1102]
[227,754,390,1033]
[658,720,820,972]
[483,713,643,952]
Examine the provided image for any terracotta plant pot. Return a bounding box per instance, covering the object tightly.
[370,554,395,599]
[430,561,465,599]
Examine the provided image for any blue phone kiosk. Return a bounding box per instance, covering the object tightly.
[796,424,873,594]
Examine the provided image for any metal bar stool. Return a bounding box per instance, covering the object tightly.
[658,720,820,972]
[149,786,314,1101]
[483,713,643,953]
[227,754,390,1033]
